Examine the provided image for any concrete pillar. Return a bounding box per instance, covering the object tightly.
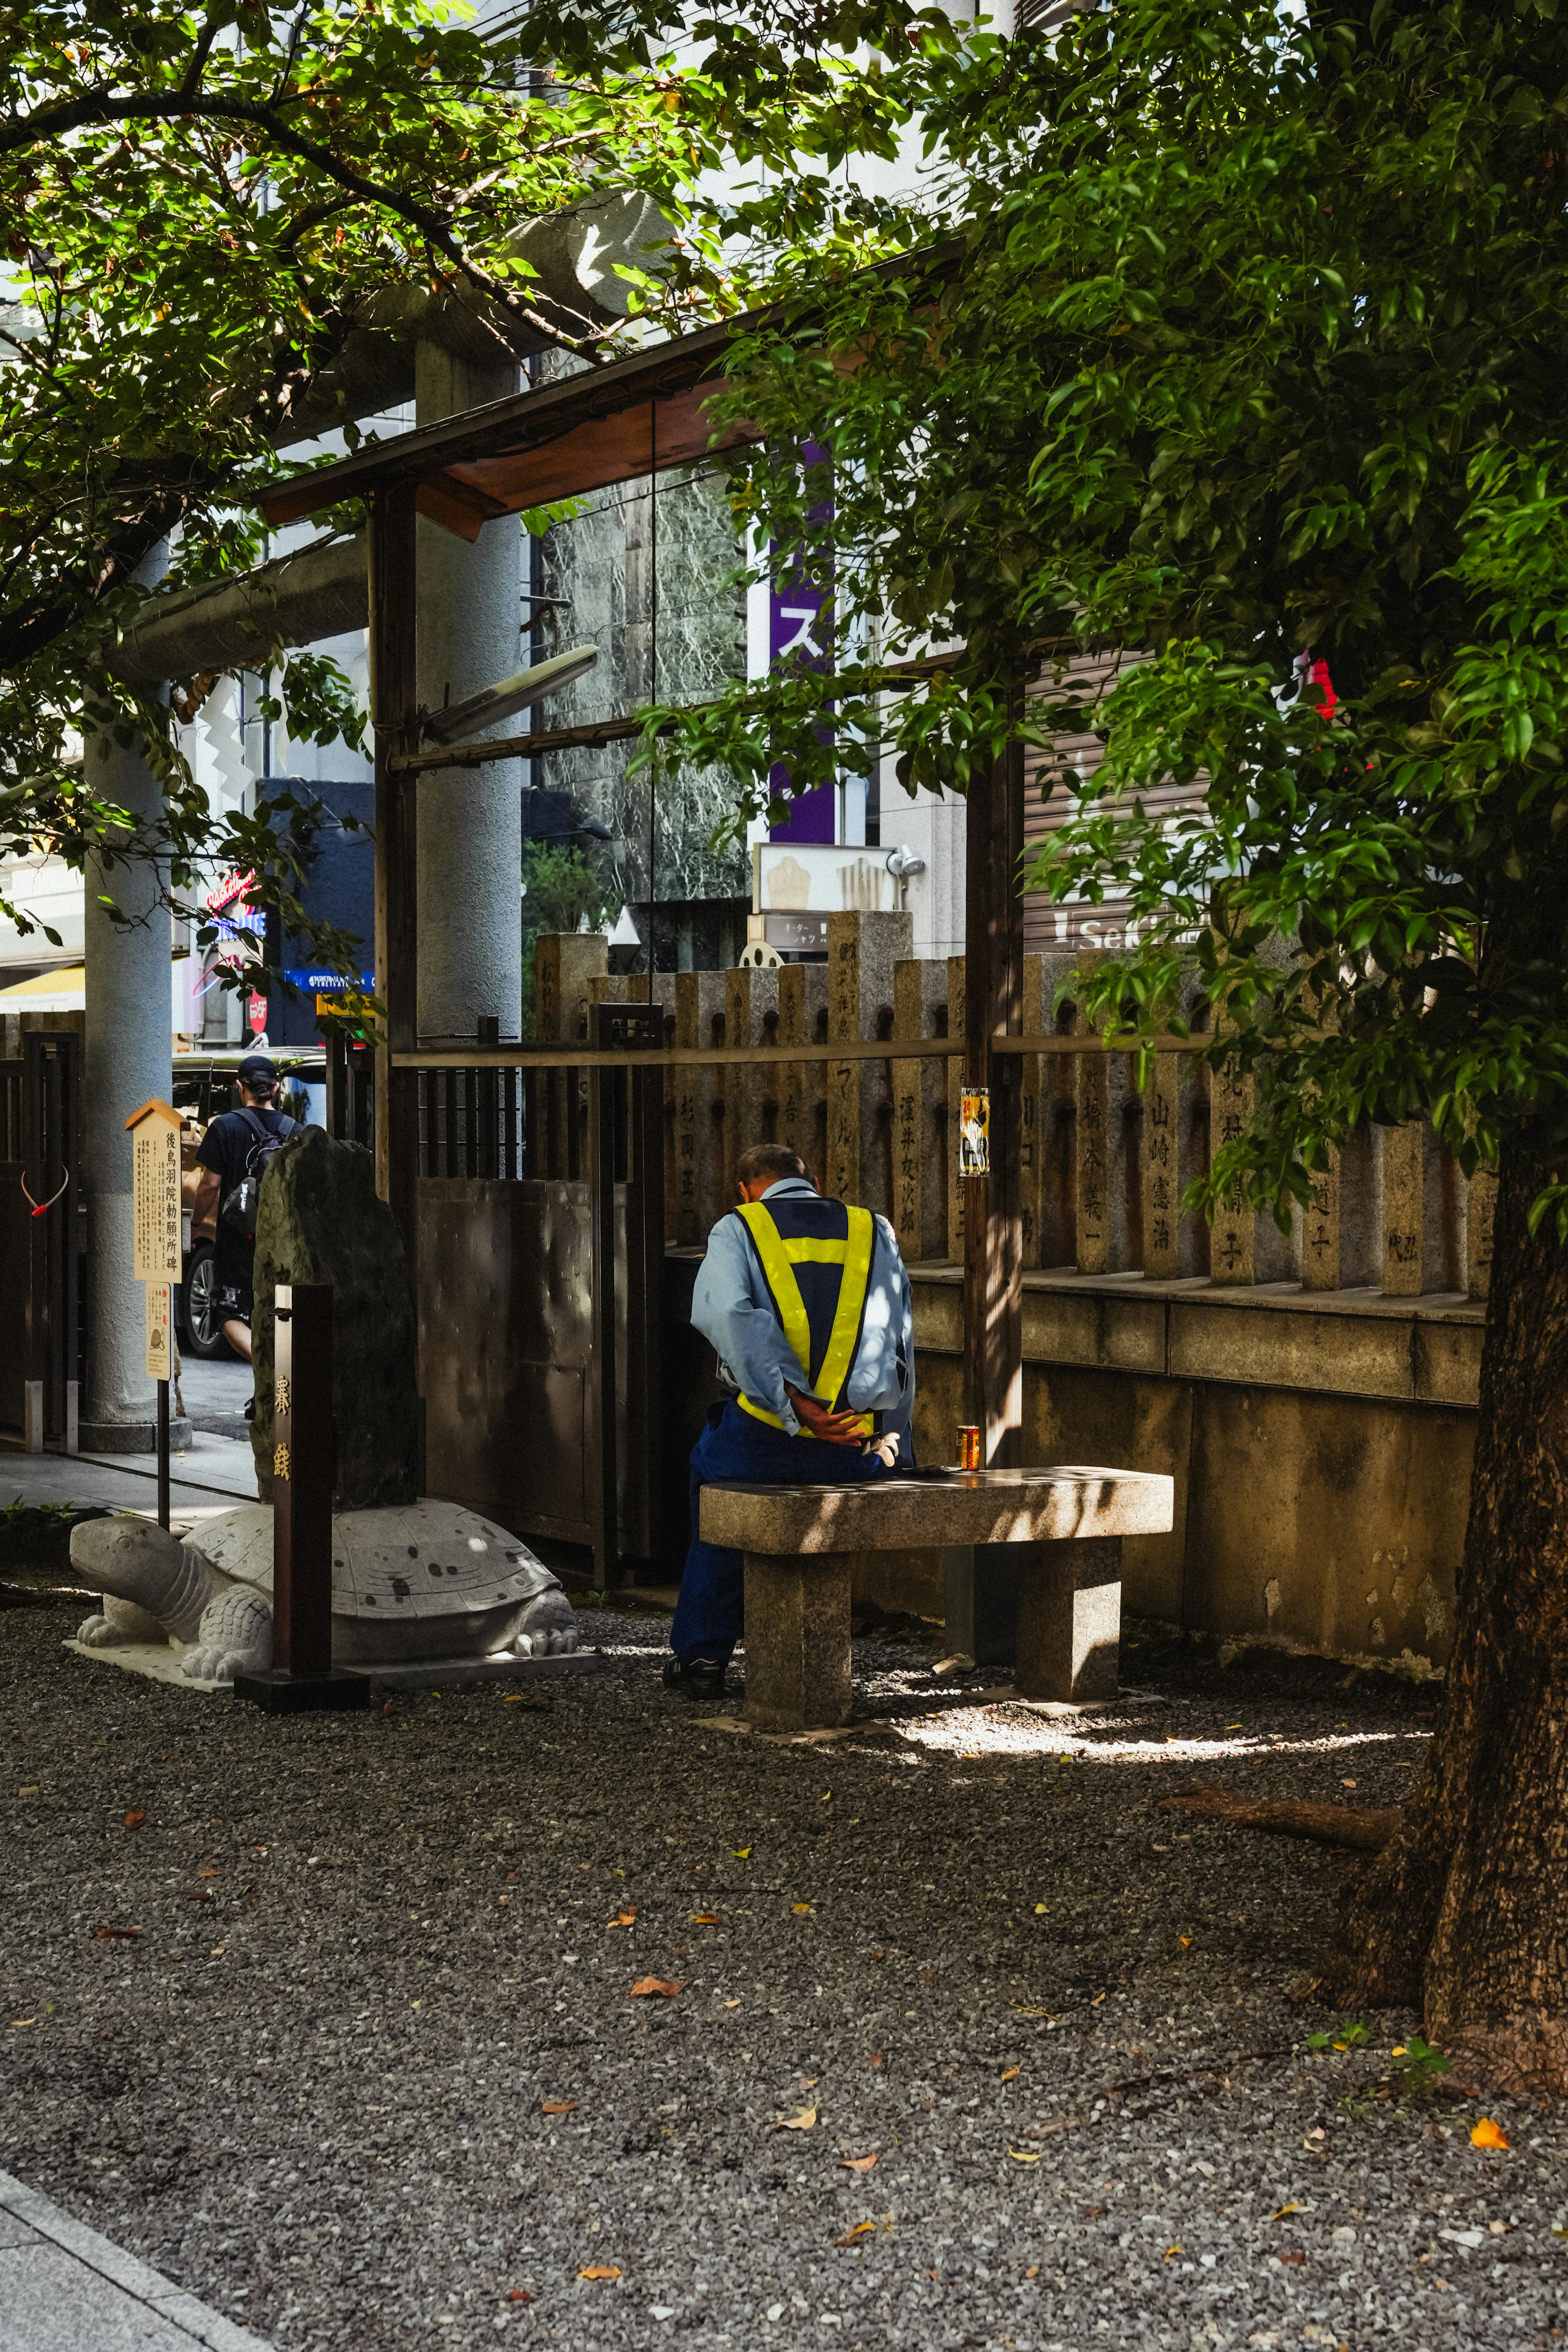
[81,548,190,1450]
[414,342,523,1043]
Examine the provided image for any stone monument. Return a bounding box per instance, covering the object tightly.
[72,1129,580,1682]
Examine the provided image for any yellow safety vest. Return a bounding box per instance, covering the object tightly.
[733,1199,876,1437]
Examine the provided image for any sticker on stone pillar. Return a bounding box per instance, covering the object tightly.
[959,1086,990,1177]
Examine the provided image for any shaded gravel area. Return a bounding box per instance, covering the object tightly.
[3,1579,1566,2352]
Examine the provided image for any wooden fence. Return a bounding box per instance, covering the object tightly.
[413,918,1494,1305]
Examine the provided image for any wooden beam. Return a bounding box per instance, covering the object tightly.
[386,639,1081,773]
[369,480,419,1255]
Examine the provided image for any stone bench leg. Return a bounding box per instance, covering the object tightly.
[743,1550,855,1733]
[942,1544,1021,1667]
[1013,1536,1122,1703]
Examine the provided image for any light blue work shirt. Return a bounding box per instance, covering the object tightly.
[690,1177,916,1444]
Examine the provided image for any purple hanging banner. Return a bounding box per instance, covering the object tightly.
[768,446,835,844]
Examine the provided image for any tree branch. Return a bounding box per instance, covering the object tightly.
[1158,1784,1401,1852]
[0,87,613,359]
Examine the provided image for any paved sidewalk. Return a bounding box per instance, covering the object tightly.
[0,1430,257,1516]
[0,2169,272,2351]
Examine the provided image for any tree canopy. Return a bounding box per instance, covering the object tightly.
[680,0,1568,1219]
[0,0,944,964]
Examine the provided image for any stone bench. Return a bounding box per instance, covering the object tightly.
[699,1465,1175,1733]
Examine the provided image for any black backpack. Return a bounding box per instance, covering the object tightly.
[218,1107,298,1245]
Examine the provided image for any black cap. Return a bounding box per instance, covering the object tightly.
[237,1054,278,1088]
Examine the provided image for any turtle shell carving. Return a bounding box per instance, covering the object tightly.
[187,1499,568,1664]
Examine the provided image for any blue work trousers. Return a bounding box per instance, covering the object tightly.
[670,1402,896,1666]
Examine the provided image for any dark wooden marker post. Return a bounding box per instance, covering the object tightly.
[156,1374,170,1531]
[235,1282,367,1713]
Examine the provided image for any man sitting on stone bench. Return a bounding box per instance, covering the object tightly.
[666,1143,916,1701]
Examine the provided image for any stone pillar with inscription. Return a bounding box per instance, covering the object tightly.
[724,962,783,1197]
[1380,1123,1462,1296]
[1140,1048,1213,1279]
[1296,1127,1377,1291]
[673,971,726,1243]
[1071,964,1134,1274]
[1207,1065,1255,1285]
[777,961,829,1182]
[891,957,949,1261]
[825,910,911,1218]
[533,931,608,1178]
[1032,953,1082,1269]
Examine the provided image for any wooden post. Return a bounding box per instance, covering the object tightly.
[370,482,419,1257]
[587,1006,621,1590]
[235,1283,365,1712]
[962,733,1025,1466]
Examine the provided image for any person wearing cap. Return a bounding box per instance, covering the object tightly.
[191,1056,300,1368]
[665,1142,917,1702]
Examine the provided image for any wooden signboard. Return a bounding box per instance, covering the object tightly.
[126,1098,183,1285]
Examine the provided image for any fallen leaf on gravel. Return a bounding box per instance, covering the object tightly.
[839,2153,878,2171]
[833,2223,875,2245]
[541,2101,576,2115]
[933,1654,974,1676]
[630,1978,682,1998]
[92,1925,140,1940]
[1272,2204,1302,2219]
[1025,2265,1039,2278]
[18,1785,38,1797]
[792,1902,812,1916]
[1000,2068,1020,2082]
[722,1999,741,2008]
[123,1811,145,1829]
[733,1847,751,1858]
[1279,2252,1305,2267]
[1178,1936,1192,1949]
[775,2106,818,2132]
[579,2266,621,2280]
[1471,2118,1510,2150]
[609,1908,638,1928]
[197,1868,220,1878]
[1007,2149,1040,2165]
[869,2054,884,2068]
[507,2290,534,2304]
[690,1913,723,1925]
[209,1946,225,1958]
[959,1751,982,1760]
[1163,2245,1182,2260]
[1341,1779,1358,1789]
[9,2018,36,2028]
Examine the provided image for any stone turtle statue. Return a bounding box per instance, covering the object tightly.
[73,1502,581,1684]
[72,1126,583,1685]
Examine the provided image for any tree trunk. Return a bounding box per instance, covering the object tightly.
[1311,1133,1568,2096]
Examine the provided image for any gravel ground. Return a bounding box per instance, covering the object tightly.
[2,1578,1566,2352]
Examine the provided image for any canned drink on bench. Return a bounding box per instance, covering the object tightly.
[957,1425,981,1472]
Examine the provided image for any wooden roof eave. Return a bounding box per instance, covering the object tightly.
[254,239,965,542]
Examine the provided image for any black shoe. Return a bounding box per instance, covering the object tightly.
[663,1655,726,1701]
[243,1397,255,1421]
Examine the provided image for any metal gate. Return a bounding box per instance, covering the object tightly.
[0,1028,81,1446]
